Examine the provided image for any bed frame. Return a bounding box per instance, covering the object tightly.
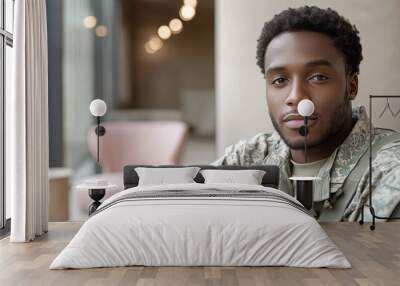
[123,165,280,189]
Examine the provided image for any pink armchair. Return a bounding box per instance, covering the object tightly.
[88,121,188,172]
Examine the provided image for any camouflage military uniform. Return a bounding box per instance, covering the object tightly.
[212,106,400,221]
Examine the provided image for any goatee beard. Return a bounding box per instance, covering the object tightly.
[269,100,352,150]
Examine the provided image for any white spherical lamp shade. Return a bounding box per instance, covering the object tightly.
[297,99,315,117]
[89,99,107,117]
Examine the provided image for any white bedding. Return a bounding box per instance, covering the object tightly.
[50,183,351,269]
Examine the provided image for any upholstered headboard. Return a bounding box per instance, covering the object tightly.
[123,165,280,189]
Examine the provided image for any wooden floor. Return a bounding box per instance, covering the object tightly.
[0,222,399,286]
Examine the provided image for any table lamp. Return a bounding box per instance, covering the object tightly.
[291,99,316,210]
[86,99,108,214]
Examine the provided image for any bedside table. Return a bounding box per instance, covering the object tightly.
[76,181,118,215]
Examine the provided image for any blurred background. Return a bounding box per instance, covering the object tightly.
[49,0,215,170]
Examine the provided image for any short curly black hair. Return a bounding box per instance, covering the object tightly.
[256,6,363,75]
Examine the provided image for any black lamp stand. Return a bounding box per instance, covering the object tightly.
[88,116,107,215]
[295,116,314,210]
[95,116,106,163]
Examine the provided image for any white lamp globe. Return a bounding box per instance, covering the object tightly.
[89,99,107,117]
[297,99,314,117]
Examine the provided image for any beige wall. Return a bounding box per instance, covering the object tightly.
[216,0,400,156]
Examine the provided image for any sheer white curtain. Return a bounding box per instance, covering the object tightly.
[6,0,49,242]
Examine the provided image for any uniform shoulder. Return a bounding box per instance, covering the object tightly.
[374,129,400,151]
[230,132,277,151]
[373,130,400,166]
[213,132,278,166]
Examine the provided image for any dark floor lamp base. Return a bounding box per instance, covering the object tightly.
[296,180,313,210]
[88,188,105,215]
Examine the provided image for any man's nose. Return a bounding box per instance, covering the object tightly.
[284,79,309,107]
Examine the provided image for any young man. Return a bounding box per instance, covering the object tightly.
[213,6,400,221]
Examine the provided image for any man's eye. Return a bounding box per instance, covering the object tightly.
[271,77,288,86]
[309,74,329,81]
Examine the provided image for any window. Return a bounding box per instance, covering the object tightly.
[0,0,14,232]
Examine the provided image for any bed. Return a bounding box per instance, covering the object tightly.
[50,165,350,269]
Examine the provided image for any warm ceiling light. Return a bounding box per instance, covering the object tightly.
[184,0,197,8]
[158,25,172,40]
[179,5,196,21]
[145,42,157,54]
[148,36,163,51]
[83,16,97,29]
[169,18,183,34]
[95,25,108,37]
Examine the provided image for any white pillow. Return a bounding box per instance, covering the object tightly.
[135,167,201,186]
[200,169,266,185]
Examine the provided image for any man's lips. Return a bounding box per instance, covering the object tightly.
[282,113,319,129]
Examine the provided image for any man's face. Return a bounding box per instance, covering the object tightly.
[264,31,356,150]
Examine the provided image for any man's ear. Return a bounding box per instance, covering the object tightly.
[347,73,358,101]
